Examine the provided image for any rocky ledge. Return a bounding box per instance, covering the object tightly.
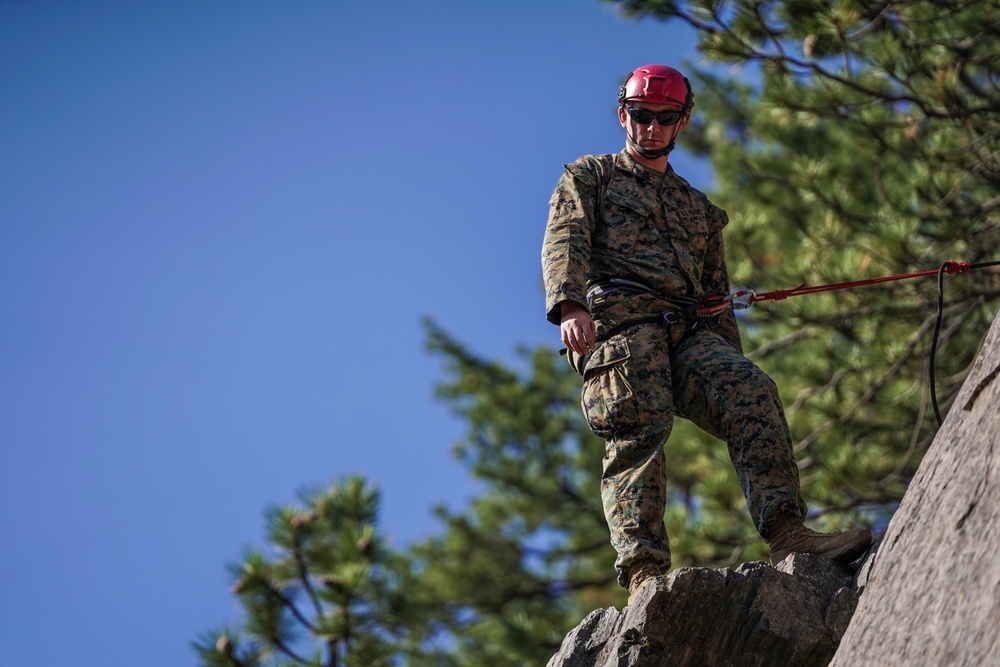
[547,552,867,667]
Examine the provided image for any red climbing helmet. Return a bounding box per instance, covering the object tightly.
[618,64,694,109]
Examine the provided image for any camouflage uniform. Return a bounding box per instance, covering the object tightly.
[541,150,807,587]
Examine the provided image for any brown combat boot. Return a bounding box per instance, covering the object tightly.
[768,517,873,566]
[627,561,664,604]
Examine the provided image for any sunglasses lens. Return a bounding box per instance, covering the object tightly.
[657,111,683,126]
[628,107,684,126]
[628,107,655,124]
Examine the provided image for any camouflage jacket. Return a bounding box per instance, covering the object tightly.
[541,150,742,352]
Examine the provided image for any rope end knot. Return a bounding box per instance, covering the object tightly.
[943,260,970,275]
[770,289,793,301]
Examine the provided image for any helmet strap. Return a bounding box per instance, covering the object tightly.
[624,116,680,159]
[626,133,676,159]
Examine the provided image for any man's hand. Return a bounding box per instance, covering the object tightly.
[560,301,596,355]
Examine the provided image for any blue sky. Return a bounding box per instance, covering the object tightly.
[0,2,709,664]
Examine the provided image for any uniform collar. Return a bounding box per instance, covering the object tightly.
[617,149,677,185]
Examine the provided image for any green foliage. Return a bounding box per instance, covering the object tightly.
[193,476,423,667]
[408,320,620,665]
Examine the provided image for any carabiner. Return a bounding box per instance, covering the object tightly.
[729,289,757,310]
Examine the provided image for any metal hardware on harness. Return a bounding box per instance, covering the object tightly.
[697,290,756,317]
[730,290,757,310]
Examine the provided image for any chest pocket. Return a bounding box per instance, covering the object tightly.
[673,207,709,245]
[667,191,712,272]
[602,173,656,226]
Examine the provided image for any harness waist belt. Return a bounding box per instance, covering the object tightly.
[596,312,681,344]
[559,311,685,357]
[587,277,702,310]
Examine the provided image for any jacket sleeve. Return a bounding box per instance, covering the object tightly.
[700,202,744,353]
[542,161,598,325]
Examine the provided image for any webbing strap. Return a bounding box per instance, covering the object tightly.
[595,313,679,344]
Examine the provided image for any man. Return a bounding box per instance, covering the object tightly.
[541,64,872,601]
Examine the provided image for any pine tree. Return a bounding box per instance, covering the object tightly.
[403,322,620,665]
[193,476,427,667]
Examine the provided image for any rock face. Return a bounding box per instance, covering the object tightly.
[830,308,1000,667]
[546,554,861,667]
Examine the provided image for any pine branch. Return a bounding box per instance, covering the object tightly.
[745,326,817,362]
[794,312,937,454]
[272,635,309,665]
[291,540,323,620]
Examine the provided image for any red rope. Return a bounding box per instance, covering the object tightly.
[698,260,972,316]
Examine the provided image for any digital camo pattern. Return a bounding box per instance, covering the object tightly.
[542,150,804,588]
[583,325,807,587]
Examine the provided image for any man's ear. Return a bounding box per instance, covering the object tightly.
[618,105,628,128]
[678,110,692,132]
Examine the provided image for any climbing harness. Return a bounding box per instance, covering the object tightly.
[699,259,1000,425]
[559,278,699,374]
[559,260,998,423]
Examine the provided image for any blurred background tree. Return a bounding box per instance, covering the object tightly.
[197,1,1000,664]
[193,476,427,667]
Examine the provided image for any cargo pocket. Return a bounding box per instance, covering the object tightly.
[580,336,640,439]
[566,349,589,377]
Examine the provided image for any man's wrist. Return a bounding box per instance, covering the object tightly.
[559,300,588,317]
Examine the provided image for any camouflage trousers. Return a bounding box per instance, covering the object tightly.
[579,323,807,587]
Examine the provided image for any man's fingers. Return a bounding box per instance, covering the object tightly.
[561,327,576,352]
[561,317,597,355]
[563,328,582,355]
[568,329,583,355]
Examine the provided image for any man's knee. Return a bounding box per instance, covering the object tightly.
[602,428,670,477]
[742,362,779,398]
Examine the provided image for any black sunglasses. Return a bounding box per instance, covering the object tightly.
[626,106,686,126]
